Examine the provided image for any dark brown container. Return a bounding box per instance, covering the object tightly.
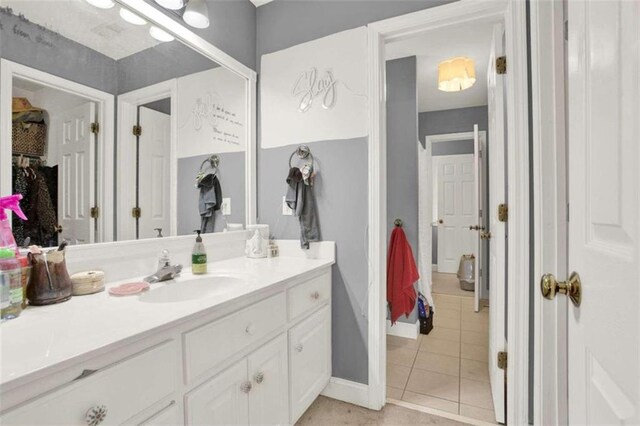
[26,249,72,305]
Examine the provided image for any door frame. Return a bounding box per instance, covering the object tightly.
[116,80,178,241]
[366,1,531,424]
[0,59,115,244]
[530,0,568,424]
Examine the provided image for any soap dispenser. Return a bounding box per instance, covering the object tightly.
[192,230,207,274]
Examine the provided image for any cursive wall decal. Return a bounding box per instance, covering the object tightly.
[292,67,337,112]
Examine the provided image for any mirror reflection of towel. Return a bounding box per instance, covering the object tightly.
[198,172,222,233]
[285,167,319,249]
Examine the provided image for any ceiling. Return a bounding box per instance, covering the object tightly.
[250,0,273,6]
[385,20,494,113]
[3,0,161,60]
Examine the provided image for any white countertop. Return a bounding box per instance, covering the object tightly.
[0,255,333,389]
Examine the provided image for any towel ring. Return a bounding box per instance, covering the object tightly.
[199,154,219,174]
[288,145,314,169]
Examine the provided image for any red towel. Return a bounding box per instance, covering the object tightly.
[387,227,419,324]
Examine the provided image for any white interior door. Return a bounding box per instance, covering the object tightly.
[487,23,506,424]
[57,102,95,245]
[138,107,170,239]
[472,124,481,312]
[418,139,433,306]
[436,154,476,274]
[566,1,640,424]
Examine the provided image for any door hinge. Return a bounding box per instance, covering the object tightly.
[496,56,507,74]
[90,206,99,219]
[90,122,100,134]
[498,204,508,222]
[132,125,142,136]
[497,351,507,370]
[479,268,483,278]
[132,207,141,219]
[564,20,568,42]
[479,209,483,218]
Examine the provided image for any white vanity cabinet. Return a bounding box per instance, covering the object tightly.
[0,267,332,426]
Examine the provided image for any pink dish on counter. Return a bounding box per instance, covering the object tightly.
[108,282,149,296]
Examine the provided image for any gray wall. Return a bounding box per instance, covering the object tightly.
[0,8,118,94]
[386,57,419,324]
[177,152,246,236]
[256,0,456,386]
[142,0,257,71]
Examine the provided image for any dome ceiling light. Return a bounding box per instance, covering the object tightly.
[438,56,476,92]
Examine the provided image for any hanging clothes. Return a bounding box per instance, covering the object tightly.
[387,226,419,324]
[285,167,319,249]
[198,172,222,233]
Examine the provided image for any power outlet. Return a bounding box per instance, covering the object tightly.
[221,198,231,215]
[282,196,293,216]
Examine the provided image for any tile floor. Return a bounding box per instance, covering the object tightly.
[386,273,497,424]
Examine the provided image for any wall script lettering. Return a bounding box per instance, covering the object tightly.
[292,68,337,112]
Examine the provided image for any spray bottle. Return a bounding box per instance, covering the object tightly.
[0,194,27,254]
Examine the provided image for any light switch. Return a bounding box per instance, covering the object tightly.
[221,198,231,215]
[282,196,293,216]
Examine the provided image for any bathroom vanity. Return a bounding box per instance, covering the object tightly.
[0,235,335,425]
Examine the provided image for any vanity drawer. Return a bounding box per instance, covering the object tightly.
[287,271,331,320]
[184,293,286,383]
[0,340,177,425]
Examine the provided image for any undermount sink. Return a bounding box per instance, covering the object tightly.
[138,273,249,303]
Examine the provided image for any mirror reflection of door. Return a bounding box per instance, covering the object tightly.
[136,102,171,239]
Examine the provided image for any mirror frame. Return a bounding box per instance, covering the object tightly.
[0,0,257,243]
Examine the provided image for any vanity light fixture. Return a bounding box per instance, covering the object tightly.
[154,0,185,10]
[183,0,210,29]
[438,56,476,92]
[149,25,175,42]
[119,8,147,26]
[84,0,115,9]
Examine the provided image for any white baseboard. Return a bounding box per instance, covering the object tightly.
[386,319,419,340]
[321,377,369,408]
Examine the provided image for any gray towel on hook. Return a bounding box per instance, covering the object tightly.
[286,167,319,249]
[198,172,222,233]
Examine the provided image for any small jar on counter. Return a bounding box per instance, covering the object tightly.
[0,248,22,321]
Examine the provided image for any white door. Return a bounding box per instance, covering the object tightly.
[435,154,476,273]
[418,140,433,306]
[57,102,96,245]
[472,124,481,312]
[487,23,506,424]
[137,107,170,239]
[185,359,249,425]
[564,1,640,424]
[248,335,289,426]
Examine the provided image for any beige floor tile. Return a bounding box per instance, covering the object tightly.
[436,308,462,321]
[402,390,459,414]
[405,369,460,402]
[460,403,498,423]
[386,386,404,400]
[387,334,422,350]
[433,298,462,312]
[460,359,490,383]
[420,337,460,357]
[423,327,461,342]
[386,363,411,389]
[461,330,489,346]
[461,297,476,312]
[462,316,489,333]
[461,342,488,362]
[462,310,489,325]
[434,314,461,330]
[413,352,460,377]
[387,346,418,367]
[432,293,463,306]
[460,378,494,410]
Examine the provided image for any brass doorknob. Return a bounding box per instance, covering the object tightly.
[438,219,444,224]
[469,225,486,231]
[55,225,63,233]
[540,272,582,307]
[480,231,492,240]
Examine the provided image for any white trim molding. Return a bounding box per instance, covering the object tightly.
[386,320,420,340]
[321,377,369,409]
[0,59,115,244]
[367,1,530,423]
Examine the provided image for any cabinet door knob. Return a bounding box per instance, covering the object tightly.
[295,343,304,352]
[254,372,265,384]
[245,323,255,335]
[85,405,107,426]
[311,291,320,300]
[240,381,253,393]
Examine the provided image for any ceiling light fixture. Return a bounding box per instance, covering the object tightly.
[149,26,175,42]
[437,56,476,92]
[153,0,185,10]
[119,8,147,26]
[183,0,210,29]
[85,0,115,9]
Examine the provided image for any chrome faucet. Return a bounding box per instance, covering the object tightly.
[144,249,183,283]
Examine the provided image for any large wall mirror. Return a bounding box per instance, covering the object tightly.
[0,0,256,247]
